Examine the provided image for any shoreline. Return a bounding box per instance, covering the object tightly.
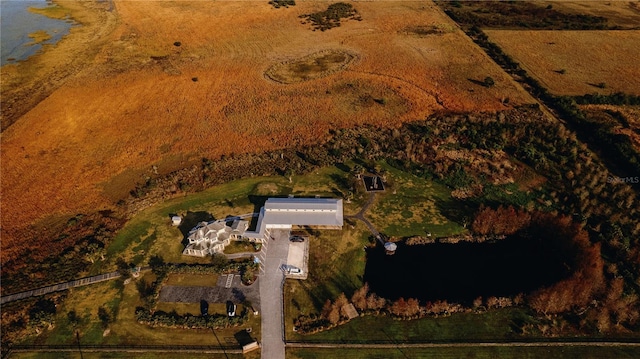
[1,0,117,131]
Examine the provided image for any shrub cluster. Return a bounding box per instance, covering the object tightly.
[299,3,362,31]
[573,93,640,106]
[269,0,295,9]
[294,284,507,335]
[135,307,247,329]
[1,211,124,295]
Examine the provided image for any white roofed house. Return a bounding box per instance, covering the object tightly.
[182,220,250,257]
[244,197,343,240]
[182,198,343,257]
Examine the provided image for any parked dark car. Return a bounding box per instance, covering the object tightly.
[289,236,305,242]
[200,300,209,316]
[226,300,236,317]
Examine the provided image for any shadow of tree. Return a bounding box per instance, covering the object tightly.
[179,211,215,247]
[335,162,351,173]
[330,173,350,193]
[468,78,490,88]
[232,288,246,303]
[433,197,475,228]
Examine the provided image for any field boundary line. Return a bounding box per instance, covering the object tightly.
[285,340,640,348]
[7,344,242,354]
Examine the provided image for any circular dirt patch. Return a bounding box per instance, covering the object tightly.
[265,50,357,84]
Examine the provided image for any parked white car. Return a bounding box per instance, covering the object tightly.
[281,264,303,274]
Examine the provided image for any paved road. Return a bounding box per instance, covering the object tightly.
[258,229,290,359]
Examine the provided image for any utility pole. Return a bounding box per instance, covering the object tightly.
[75,330,84,359]
[210,327,229,359]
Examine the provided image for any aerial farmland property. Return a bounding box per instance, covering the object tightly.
[1,1,640,358]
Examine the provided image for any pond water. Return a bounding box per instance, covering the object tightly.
[364,234,573,304]
[1,0,74,66]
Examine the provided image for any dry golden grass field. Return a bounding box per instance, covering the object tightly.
[485,30,640,96]
[0,1,533,259]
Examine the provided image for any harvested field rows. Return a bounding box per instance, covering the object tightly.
[1,1,532,254]
[485,30,640,96]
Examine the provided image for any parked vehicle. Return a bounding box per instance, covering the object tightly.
[281,264,303,274]
[200,300,209,316]
[289,236,305,242]
[226,300,236,317]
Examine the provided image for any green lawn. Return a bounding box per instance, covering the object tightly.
[17,274,260,348]
[223,240,260,255]
[289,307,534,343]
[284,220,371,338]
[287,346,640,359]
[367,161,468,238]
[98,162,466,274]
[98,164,360,272]
[163,273,219,287]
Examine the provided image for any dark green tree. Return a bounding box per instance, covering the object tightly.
[211,253,229,270]
[149,254,165,274]
[97,307,111,329]
[116,257,131,280]
[67,310,80,328]
[483,76,495,88]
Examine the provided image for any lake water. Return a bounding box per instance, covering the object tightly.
[364,234,573,304]
[1,0,74,66]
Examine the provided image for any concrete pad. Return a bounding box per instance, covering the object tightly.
[286,239,308,280]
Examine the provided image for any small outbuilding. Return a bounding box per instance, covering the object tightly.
[171,215,182,226]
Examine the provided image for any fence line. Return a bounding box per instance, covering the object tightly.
[285,338,640,347]
[2,266,155,304]
[1,272,121,304]
[7,344,242,354]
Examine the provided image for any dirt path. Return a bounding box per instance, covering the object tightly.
[346,192,384,244]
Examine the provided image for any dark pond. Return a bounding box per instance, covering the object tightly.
[364,234,573,304]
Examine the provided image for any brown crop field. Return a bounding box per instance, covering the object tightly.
[485,30,640,96]
[0,1,533,261]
